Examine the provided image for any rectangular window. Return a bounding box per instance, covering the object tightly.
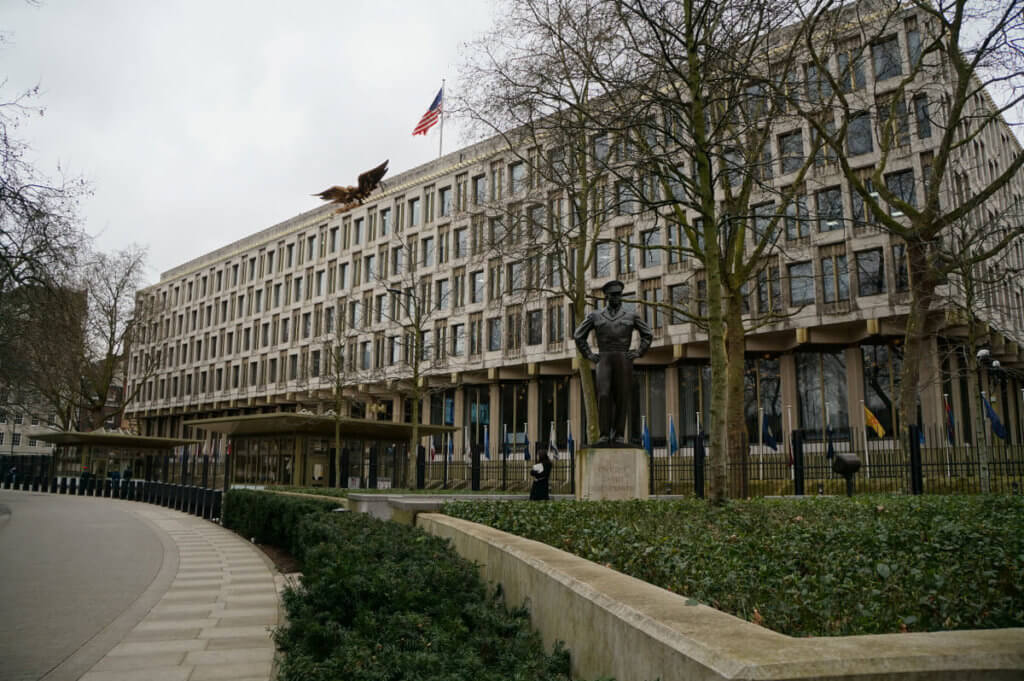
[439,186,452,216]
[757,263,782,315]
[893,243,910,291]
[471,270,485,303]
[487,317,502,351]
[509,162,526,194]
[408,197,421,227]
[872,35,902,81]
[885,169,916,216]
[914,95,931,139]
[821,253,850,303]
[380,208,391,236]
[779,130,804,174]
[837,46,866,92]
[856,248,886,296]
[816,187,843,232]
[527,309,543,345]
[669,283,689,323]
[641,229,661,267]
[786,194,810,240]
[451,323,465,356]
[847,112,873,155]
[789,261,815,306]
[472,175,486,205]
[851,177,877,227]
[879,96,911,148]
[421,236,434,267]
[454,228,468,258]
[595,241,613,277]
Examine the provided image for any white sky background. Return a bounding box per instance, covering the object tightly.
[3,0,495,284]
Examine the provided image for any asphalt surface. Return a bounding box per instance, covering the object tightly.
[0,490,165,681]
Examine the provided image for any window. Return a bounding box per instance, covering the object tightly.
[451,323,465,356]
[616,181,637,215]
[779,130,804,174]
[885,169,916,216]
[391,246,403,275]
[641,229,661,268]
[816,186,843,231]
[452,227,468,259]
[856,248,886,296]
[785,194,809,239]
[821,252,850,303]
[757,263,782,315]
[851,177,878,227]
[421,236,434,267]
[527,309,543,345]
[488,260,503,300]
[669,283,689,323]
[914,95,931,139]
[847,113,873,155]
[380,208,391,236]
[509,162,527,194]
[906,18,922,68]
[805,62,832,103]
[592,133,610,165]
[472,175,486,205]
[788,261,815,306]
[797,350,850,440]
[489,162,503,201]
[837,45,866,92]
[872,36,902,81]
[547,301,565,343]
[437,186,452,217]
[353,218,363,245]
[641,280,663,328]
[471,270,484,303]
[752,202,775,240]
[435,278,449,310]
[616,234,635,277]
[879,96,910,148]
[487,317,502,351]
[595,241,613,277]
[408,198,421,227]
[507,261,524,293]
[360,341,371,370]
[893,243,910,291]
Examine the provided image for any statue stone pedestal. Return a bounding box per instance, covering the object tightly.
[575,448,649,501]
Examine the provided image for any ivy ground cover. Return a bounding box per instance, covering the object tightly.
[442,495,1024,637]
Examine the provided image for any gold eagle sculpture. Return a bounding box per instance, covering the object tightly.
[314,160,389,212]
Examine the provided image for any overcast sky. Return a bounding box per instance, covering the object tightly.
[3,0,495,284]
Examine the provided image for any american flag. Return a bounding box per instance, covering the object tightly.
[412,88,443,136]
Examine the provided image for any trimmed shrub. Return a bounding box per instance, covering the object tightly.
[222,489,339,560]
[276,512,572,681]
[443,495,1024,637]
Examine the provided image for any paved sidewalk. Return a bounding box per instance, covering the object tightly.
[78,504,282,681]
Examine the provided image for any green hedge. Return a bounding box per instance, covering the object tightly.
[221,490,574,680]
[222,489,340,561]
[442,495,1024,637]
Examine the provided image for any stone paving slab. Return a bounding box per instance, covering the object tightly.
[78,504,281,681]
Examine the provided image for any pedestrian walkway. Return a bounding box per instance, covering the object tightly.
[78,504,282,681]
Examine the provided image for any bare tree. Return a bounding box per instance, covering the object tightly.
[782,0,1024,444]
[0,85,90,379]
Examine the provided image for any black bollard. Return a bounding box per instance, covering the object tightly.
[211,490,222,520]
[60,477,68,494]
[69,478,77,495]
[693,433,706,499]
[792,430,805,496]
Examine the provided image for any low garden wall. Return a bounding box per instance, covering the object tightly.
[417,512,1024,681]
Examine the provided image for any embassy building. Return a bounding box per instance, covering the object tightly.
[125,10,1024,489]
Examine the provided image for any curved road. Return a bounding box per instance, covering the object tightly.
[0,490,165,681]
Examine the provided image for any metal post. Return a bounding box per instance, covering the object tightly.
[792,430,805,496]
[909,424,924,495]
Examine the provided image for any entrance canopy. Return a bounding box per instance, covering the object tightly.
[31,429,200,449]
[184,413,456,439]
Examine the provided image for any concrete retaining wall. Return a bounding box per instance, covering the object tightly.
[416,513,1024,681]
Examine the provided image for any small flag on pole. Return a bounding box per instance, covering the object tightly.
[548,421,559,460]
[863,404,886,438]
[430,438,437,461]
[943,397,956,445]
[484,425,490,460]
[448,433,454,462]
[567,420,575,458]
[412,87,443,136]
[523,428,531,461]
[826,425,835,460]
[983,394,1009,441]
[642,416,652,455]
[668,414,678,456]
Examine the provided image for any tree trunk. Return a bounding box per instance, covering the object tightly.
[724,291,747,499]
[706,250,728,505]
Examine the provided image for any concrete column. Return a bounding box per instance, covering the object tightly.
[528,377,540,445]
[846,347,865,437]
[489,382,501,457]
[569,373,583,441]
[780,353,799,443]
[454,384,467,458]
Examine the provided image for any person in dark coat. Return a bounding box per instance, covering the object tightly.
[529,451,552,501]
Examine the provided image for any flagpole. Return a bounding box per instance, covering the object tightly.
[438,78,445,159]
[860,399,871,479]
[758,407,764,481]
[942,393,951,479]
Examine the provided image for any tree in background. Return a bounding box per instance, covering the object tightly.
[783,0,1024,445]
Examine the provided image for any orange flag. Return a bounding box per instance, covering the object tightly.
[863,404,886,438]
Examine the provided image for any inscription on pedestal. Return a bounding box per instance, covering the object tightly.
[576,448,649,501]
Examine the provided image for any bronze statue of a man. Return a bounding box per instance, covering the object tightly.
[573,280,653,445]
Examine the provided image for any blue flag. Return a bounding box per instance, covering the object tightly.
[983,395,1009,441]
[448,434,454,461]
[567,422,575,458]
[523,430,530,460]
[826,425,835,459]
[668,415,678,456]
[642,419,652,455]
[483,426,490,460]
[762,420,778,451]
